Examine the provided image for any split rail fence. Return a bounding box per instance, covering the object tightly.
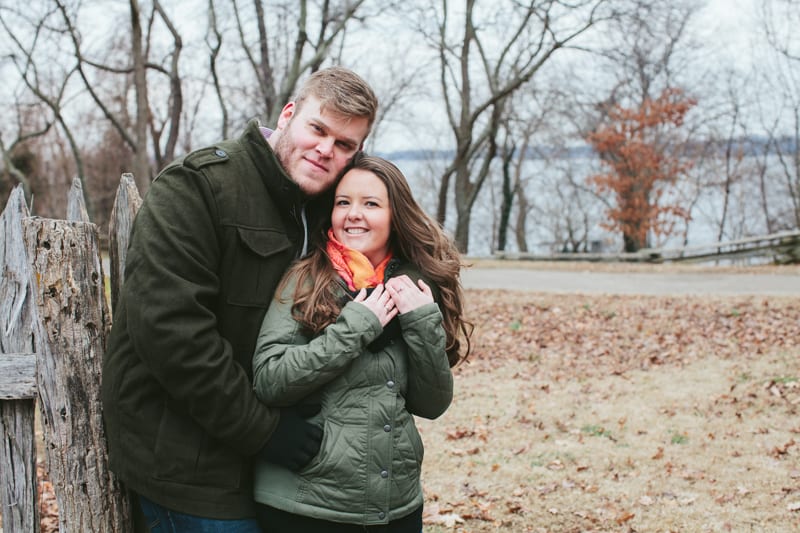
[0,174,141,532]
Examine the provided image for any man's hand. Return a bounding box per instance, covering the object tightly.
[260,405,323,471]
[385,275,434,314]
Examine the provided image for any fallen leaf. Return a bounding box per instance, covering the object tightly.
[450,446,481,456]
[506,500,525,514]
[616,511,635,524]
[652,446,664,460]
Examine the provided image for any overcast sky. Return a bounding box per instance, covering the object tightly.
[698,0,759,67]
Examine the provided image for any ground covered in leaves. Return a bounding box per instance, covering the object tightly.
[419,290,800,532]
[11,285,799,532]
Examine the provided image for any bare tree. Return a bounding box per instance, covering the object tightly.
[760,0,800,229]
[206,0,229,138]
[148,0,184,170]
[495,84,560,252]
[415,0,610,253]
[54,0,184,191]
[129,0,150,189]
[228,0,370,126]
[0,2,89,210]
[0,119,53,202]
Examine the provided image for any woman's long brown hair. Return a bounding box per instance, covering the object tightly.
[277,153,473,366]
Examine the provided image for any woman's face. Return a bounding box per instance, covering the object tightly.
[331,168,392,266]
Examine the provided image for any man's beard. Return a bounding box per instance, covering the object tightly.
[272,128,293,173]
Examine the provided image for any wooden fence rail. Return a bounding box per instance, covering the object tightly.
[0,174,141,532]
[492,230,800,264]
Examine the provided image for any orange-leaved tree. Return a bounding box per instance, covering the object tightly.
[587,88,696,253]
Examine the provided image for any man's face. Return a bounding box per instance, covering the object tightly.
[269,97,370,197]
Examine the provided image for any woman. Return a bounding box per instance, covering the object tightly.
[251,153,472,532]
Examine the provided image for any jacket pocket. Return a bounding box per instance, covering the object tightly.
[153,406,241,489]
[402,418,425,466]
[225,227,292,307]
[300,418,340,480]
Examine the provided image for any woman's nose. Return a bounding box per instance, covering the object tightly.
[347,205,362,219]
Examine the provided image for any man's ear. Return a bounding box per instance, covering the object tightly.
[276,101,296,130]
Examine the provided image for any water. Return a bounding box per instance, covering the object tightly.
[392,154,796,260]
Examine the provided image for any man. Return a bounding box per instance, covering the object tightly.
[102,66,378,531]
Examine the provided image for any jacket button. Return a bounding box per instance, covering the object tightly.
[380,469,389,478]
[214,149,227,157]
[386,380,395,389]
[378,511,386,519]
[383,424,391,432]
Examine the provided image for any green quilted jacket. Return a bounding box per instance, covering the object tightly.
[251,263,453,525]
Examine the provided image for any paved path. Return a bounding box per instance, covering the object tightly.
[461,267,800,296]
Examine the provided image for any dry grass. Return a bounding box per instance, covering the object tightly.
[10,277,800,533]
[419,290,800,532]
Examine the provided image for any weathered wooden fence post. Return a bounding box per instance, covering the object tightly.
[108,173,142,311]
[0,176,138,533]
[66,177,91,224]
[0,186,42,533]
[24,215,130,530]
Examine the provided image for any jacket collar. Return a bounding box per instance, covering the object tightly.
[240,119,306,212]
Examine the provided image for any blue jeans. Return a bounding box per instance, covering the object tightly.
[137,495,262,533]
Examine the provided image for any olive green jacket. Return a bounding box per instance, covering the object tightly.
[251,264,454,525]
[102,121,327,519]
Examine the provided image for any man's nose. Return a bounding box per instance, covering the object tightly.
[316,137,335,157]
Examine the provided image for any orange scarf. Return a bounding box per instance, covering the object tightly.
[326,228,392,291]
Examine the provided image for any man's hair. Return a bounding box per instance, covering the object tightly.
[294,66,379,131]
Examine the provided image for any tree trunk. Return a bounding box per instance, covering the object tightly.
[497,144,516,252]
[24,217,132,532]
[454,196,472,254]
[130,0,151,192]
[623,231,646,253]
[514,185,529,253]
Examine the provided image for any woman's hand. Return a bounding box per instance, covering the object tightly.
[385,275,434,314]
[353,284,397,327]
